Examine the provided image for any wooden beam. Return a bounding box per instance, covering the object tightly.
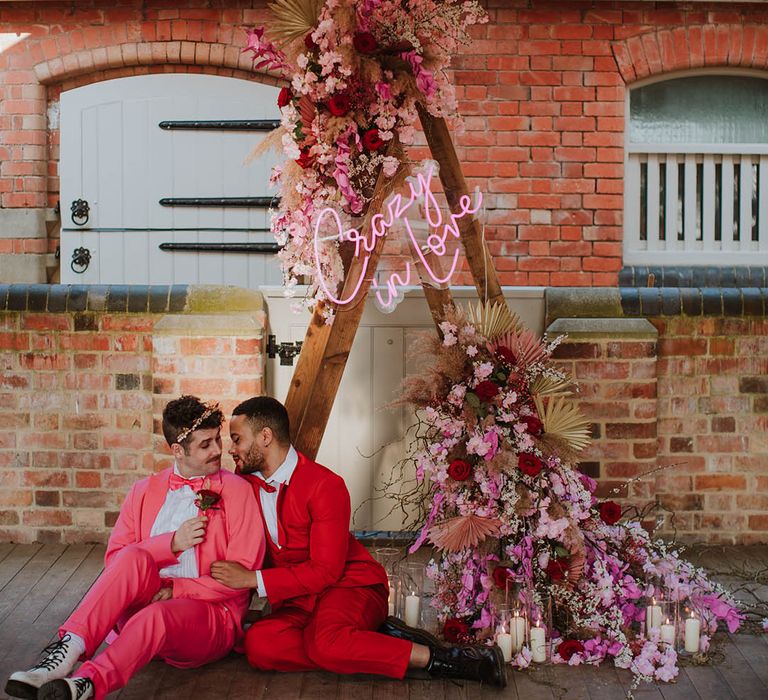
[284,157,409,459]
[417,104,506,308]
[405,237,455,333]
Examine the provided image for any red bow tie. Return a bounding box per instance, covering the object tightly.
[169,474,205,491]
[250,475,277,493]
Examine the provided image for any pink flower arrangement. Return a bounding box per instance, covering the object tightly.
[398,305,743,690]
[243,0,487,316]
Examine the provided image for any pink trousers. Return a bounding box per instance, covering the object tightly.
[61,545,235,700]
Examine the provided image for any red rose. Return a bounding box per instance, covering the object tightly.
[362,128,384,152]
[443,618,470,643]
[545,558,569,582]
[327,93,351,117]
[277,87,292,108]
[518,452,544,477]
[521,415,544,436]
[353,31,378,54]
[599,500,622,526]
[557,639,584,661]
[448,459,472,481]
[496,345,516,365]
[473,380,500,402]
[304,32,318,51]
[492,566,510,590]
[195,489,220,512]
[296,148,314,169]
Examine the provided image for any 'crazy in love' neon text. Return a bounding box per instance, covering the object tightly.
[313,164,482,311]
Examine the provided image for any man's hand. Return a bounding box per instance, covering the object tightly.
[151,587,173,602]
[171,515,208,553]
[210,560,257,589]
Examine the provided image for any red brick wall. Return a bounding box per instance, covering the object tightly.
[0,301,264,544]
[3,1,768,284]
[552,315,768,546]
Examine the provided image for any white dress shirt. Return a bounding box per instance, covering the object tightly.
[149,464,202,579]
[255,445,298,596]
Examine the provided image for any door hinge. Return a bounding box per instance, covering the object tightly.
[267,334,303,366]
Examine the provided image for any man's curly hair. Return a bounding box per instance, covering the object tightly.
[162,395,224,451]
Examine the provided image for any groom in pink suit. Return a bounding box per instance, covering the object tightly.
[5,395,265,700]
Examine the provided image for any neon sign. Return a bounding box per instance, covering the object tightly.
[312,164,482,311]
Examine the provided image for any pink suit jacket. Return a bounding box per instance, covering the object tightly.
[106,466,266,638]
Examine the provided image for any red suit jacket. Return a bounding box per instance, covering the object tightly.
[245,450,387,610]
[108,466,266,637]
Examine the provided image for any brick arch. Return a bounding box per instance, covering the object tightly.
[32,40,280,87]
[611,25,768,84]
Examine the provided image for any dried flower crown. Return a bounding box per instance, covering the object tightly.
[175,402,221,445]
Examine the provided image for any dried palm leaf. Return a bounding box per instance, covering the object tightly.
[267,0,324,44]
[534,395,591,452]
[534,433,582,466]
[513,328,548,365]
[429,514,502,553]
[465,301,520,340]
[244,125,287,165]
[529,373,575,398]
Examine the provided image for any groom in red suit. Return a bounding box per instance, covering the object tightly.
[6,396,264,700]
[211,396,505,687]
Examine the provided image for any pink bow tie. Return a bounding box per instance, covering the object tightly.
[169,474,205,491]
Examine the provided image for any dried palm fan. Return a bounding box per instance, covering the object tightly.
[534,395,591,453]
[529,372,575,398]
[297,94,318,146]
[267,0,325,44]
[465,301,520,340]
[429,514,502,553]
[488,328,546,366]
[566,549,586,587]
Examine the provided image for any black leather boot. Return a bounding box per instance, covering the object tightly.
[378,616,445,649]
[426,643,507,687]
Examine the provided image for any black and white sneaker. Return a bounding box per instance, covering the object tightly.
[5,635,82,699]
[37,677,94,700]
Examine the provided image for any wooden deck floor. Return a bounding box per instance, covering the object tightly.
[0,543,766,700]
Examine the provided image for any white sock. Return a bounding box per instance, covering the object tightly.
[62,632,86,656]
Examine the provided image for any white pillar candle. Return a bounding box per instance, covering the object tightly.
[684,613,701,653]
[404,593,420,627]
[497,629,513,662]
[660,618,676,645]
[388,598,395,616]
[509,612,526,653]
[530,621,547,663]
[646,599,663,635]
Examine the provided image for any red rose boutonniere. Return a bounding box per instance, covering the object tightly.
[195,481,221,512]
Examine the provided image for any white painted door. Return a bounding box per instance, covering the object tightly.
[60,73,283,286]
[263,287,545,532]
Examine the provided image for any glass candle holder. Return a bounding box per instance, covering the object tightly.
[528,595,552,663]
[397,561,425,628]
[374,547,402,575]
[644,594,675,640]
[386,574,401,618]
[678,602,702,655]
[497,601,527,657]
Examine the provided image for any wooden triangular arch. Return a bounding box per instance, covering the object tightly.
[285,107,508,459]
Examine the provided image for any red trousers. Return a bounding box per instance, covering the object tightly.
[244,583,412,678]
[62,546,235,700]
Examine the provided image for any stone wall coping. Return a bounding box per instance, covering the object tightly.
[546,317,658,339]
[0,284,263,314]
[546,287,768,325]
[153,313,265,336]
